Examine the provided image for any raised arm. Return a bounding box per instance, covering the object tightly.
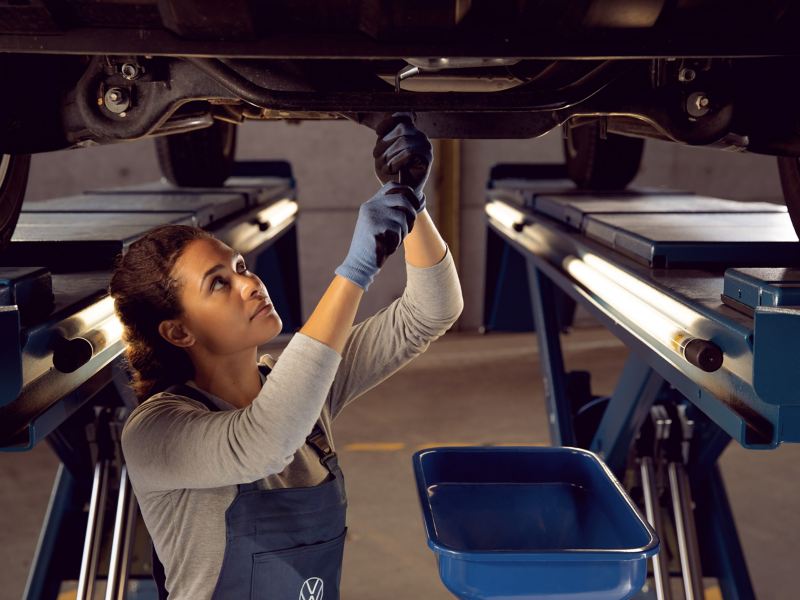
[327,114,463,416]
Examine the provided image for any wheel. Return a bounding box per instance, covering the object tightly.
[562,120,644,190]
[155,120,237,187]
[0,153,31,252]
[776,157,800,238]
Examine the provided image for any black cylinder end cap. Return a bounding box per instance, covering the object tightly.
[684,338,723,373]
[52,336,93,373]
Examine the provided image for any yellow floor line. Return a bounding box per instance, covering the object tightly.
[343,442,406,452]
[415,442,481,450]
[705,585,723,600]
[342,442,548,452]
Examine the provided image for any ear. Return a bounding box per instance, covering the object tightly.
[158,318,195,349]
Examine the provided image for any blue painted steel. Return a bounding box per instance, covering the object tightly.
[582,212,800,268]
[413,446,659,600]
[723,268,800,310]
[692,465,756,600]
[1,360,118,452]
[0,306,22,408]
[590,356,665,476]
[23,464,76,600]
[685,404,732,475]
[526,262,575,446]
[753,308,800,407]
[534,192,730,230]
[486,238,535,332]
[21,190,248,229]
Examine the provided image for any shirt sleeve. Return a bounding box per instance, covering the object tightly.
[121,333,341,493]
[327,247,463,418]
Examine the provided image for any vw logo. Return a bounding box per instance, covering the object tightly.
[300,577,324,600]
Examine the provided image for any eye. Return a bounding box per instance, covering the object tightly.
[237,260,249,274]
[210,276,228,292]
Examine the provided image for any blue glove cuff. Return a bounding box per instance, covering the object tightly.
[334,262,374,291]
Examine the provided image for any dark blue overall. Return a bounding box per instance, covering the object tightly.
[152,365,348,599]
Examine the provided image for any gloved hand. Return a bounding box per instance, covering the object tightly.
[335,183,421,290]
[373,112,433,212]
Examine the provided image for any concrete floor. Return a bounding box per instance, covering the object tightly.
[1,329,798,599]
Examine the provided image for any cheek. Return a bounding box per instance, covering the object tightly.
[187,303,248,345]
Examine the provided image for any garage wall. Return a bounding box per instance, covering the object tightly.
[25,120,786,330]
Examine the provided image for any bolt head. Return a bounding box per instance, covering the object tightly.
[103,87,130,114]
[686,91,711,118]
[695,95,710,110]
[679,68,696,83]
[121,63,139,80]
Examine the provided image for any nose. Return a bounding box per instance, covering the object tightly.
[240,273,265,301]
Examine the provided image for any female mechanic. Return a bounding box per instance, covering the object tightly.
[110,115,463,600]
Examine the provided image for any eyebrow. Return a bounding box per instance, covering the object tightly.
[200,253,245,290]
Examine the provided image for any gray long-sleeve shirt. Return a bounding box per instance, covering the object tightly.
[121,250,463,599]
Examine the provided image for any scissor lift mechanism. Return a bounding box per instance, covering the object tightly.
[0,162,301,599]
[484,168,800,600]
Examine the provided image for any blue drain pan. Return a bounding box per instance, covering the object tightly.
[413,447,659,600]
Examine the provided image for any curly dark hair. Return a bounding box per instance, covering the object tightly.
[109,224,215,401]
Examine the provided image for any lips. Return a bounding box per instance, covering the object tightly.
[250,301,272,320]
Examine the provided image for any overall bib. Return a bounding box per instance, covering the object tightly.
[152,365,348,599]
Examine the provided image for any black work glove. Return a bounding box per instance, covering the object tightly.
[373,112,433,212]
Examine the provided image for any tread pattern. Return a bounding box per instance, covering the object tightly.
[155,121,237,187]
[563,121,644,190]
[777,156,800,238]
[0,154,31,251]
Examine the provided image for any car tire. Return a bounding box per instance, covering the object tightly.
[0,153,31,252]
[155,120,237,187]
[776,157,800,238]
[563,121,644,190]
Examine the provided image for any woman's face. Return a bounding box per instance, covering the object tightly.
[167,237,283,355]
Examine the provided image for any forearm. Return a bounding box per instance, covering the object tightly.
[299,275,363,354]
[403,209,447,268]
[327,248,463,417]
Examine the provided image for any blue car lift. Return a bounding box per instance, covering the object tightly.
[0,162,301,599]
[484,165,800,600]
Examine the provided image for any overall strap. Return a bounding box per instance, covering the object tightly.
[306,424,339,472]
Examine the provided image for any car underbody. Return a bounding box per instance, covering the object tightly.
[3,0,800,242]
[0,0,798,152]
